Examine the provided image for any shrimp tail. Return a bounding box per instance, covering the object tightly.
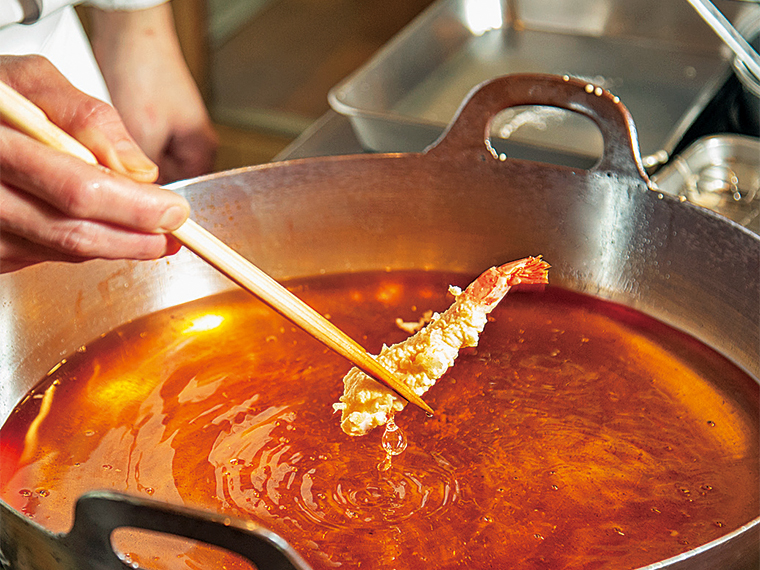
[462,256,550,309]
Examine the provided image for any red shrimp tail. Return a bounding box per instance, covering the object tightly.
[504,256,550,286]
[464,256,550,305]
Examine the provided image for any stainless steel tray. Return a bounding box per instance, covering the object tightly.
[329,0,747,166]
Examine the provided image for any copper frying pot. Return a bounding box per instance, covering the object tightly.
[1,74,758,569]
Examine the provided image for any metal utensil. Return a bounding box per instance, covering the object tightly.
[687,0,760,80]
[651,133,760,231]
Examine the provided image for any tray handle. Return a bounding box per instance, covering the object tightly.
[425,73,649,180]
[60,491,312,570]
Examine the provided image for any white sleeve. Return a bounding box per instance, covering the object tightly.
[0,6,112,103]
[83,0,168,10]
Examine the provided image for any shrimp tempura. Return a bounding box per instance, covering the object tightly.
[333,256,550,436]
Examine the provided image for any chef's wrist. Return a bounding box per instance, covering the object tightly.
[87,1,180,58]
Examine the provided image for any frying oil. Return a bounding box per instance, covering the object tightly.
[0,271,757,570]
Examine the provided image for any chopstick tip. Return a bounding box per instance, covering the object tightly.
[417,398,434,416]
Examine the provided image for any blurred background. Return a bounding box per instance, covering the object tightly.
[167,0,434,170]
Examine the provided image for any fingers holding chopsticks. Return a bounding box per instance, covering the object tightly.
[0,217,183,274]
[0,55,190,273]
[0,128,188,272]
[0,54,158,182]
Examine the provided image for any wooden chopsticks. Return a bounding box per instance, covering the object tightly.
[0,80,432,415]
[0,80,98,164]
[170,222,432,413]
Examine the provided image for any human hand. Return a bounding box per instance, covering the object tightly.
[0,55,191,273]
[90,3,218,184]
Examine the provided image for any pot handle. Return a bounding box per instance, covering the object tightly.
[425,73,649,180]
[59,491,312,570]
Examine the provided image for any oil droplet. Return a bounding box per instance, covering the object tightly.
[700,484,713,492]
[85,430,95,437]
[37,489,50,498]
[19,489,31,497]
[707,420,715,427]
[714,521,724,528]
[381,417,407,457]
[378,416,407,472]
[585,84,594,93]
[145,488,155,496]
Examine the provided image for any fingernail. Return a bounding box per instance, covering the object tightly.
[158,204,189,231]
[116,143,159,182]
